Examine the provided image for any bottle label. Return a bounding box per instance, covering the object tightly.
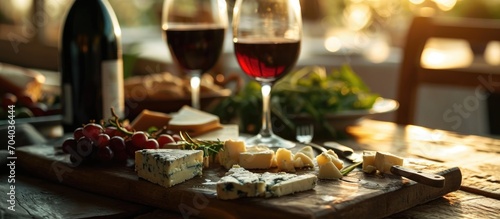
[102,59,124,120]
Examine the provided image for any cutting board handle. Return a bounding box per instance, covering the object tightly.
[390,165,445,188]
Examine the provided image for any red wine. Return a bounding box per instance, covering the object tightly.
[165,27,225,72]
[234,39,300,81]
[60,0,124,132]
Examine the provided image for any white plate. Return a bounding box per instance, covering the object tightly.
[326,98,398,129]
[294,98,399,130]
[325,98,399,118]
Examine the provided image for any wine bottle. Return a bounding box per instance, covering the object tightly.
[60,0,124,132]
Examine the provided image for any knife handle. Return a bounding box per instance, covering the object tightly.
[390,165,445,188]
[323,141,354,156]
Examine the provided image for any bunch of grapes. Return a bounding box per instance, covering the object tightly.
[61,122,181,166]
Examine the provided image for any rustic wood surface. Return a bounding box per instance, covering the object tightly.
[15,144,461,219]
[1,119,499,219]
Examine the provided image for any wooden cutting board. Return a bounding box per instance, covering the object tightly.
[17,145,462,219]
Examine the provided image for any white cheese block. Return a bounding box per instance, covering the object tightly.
[216,165,266,200]
[318,161,343,180]
[362,150,376,173]
[219,139,247,169]
[239,146,274,169]
[261,172,317,197]
[275,148,296,173]
[293,152,314,168]
[135,149,203,188]
[374,151,404,174]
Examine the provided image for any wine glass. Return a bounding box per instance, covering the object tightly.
[162,0,228,109]
[232,0,302,148]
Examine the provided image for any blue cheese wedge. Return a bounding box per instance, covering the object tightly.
[217,166,317,199]
[216,165,266,200]
[261,172,318,198]
[135,149,203,188]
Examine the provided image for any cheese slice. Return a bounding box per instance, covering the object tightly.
[130,109,172,131]
[169,105,222,136]
[135,149,203,188]
[216,166,317,199]
[318,161,342,180]
[374,151,404,174]
[216,165,266,200]
[239,146,274,169]
[261,172,317,198]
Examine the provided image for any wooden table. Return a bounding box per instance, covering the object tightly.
[1,120,499,218]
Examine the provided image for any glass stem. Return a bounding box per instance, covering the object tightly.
[190,71,201,109]
[260,82,273,138]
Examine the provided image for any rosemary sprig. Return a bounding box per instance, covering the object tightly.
[179,131,224,158]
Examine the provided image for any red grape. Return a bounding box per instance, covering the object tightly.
[74,127,84,140]
[97,146,114,162]
[172,134,182,142]
[126,140,139,158]
[95,133,110,148]
[62,138,77,154]
[143,139,159,149]
[131,131,148,148]
[157,134,175,148]
[76,137,94,158]
[109,136,126,152]
[17,94,34,106]
[82,123,103,140]
[28,103,48,117]
[1,93,17,108]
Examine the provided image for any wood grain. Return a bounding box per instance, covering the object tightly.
[17,144,462,219]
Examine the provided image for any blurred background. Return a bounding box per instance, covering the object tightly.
[0,0,499,135]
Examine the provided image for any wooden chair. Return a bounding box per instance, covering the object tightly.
[396,16,500,134]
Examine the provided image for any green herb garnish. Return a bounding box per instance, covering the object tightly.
[179,131,224,158]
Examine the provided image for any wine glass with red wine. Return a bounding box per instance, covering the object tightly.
[162,0,228,109]
[232,0,302,148]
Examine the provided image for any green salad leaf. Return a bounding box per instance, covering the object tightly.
[210,64,379,138]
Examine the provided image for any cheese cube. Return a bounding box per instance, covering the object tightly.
[318,161,343,180]
[216,165,266,200]
[275,148,295,173]
[293,152,314,168]
[135,149,203,188]
[374,152,404,174]
[261,172,318,197]
[219,139,247,169]
[239,146,274,169]
[362,151,376,173]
